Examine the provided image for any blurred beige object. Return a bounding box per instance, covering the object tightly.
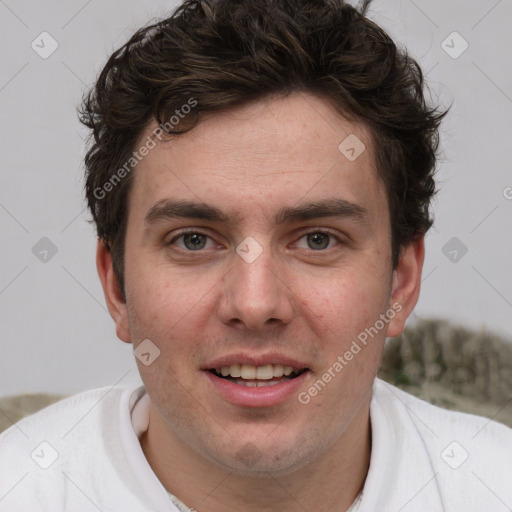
[1,319,511,434]
[379,318,512,427]
[0,393,63,433]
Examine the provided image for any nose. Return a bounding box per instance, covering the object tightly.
[217,243,294,332]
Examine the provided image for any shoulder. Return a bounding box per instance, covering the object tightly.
[373,378,512,444]
[0,385,136,444]
[0,384,144,511]
[371,379,512,510]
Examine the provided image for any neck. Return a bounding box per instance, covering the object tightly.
[140,400,371,512]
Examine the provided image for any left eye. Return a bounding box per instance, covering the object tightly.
[172,232,215,251]
[296,232,338,251]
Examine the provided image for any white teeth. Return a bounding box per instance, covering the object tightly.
[215,364,303,380]
[234,378,289,387]
[273,364,284,377]
[229,364,241,378]
[240,365,257,379]
[256,365,274,380]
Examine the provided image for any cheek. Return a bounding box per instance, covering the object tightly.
[297,266,391,340]
[126,261,213,328]
[125,263,223,379]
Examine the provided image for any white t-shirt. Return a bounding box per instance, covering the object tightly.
[0,379,510,511]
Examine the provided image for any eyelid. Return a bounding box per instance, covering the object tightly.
[166,227,345,253]
[294,228,343,241]
[168,228,212,242]
[167,228,220,251]
[292,228,346,252]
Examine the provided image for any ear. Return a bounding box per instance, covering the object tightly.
[386,237,425,338]
[96,240,131,343]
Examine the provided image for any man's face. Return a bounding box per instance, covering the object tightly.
[104,93,418,475]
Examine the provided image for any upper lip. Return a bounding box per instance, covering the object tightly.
[202,353,310,370]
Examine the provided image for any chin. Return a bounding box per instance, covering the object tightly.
[206,433,321,477]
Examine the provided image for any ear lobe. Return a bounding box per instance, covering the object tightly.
[386,237,425,338]
[96,240,132,343]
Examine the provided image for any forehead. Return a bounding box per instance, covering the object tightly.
[128,92,385,223]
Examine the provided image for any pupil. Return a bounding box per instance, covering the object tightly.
[307,233,329,250]
[184,233,206,250]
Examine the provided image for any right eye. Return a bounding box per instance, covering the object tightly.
[169,231,216,251]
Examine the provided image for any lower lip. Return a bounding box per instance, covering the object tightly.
[204,371,309,408]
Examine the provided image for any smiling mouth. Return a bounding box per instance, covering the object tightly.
[209,364,308,387]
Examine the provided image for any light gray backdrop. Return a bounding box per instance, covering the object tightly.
[1,0,511,397]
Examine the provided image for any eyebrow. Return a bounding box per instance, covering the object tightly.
[144,198,367,226]
[274,198,367,225]
[145,200,231,224]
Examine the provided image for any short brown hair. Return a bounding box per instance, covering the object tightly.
[80,0,446,296]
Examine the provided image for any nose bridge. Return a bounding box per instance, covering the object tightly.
[218,239,293,329]
[237,244,275,295]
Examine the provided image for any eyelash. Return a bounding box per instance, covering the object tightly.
[168,230,218,252]
[168,229,343,254]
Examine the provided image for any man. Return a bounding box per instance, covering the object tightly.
[1,0,511,510]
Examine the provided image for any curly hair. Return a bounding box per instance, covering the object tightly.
[80,0,446,296]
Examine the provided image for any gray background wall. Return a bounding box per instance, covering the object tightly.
[1,0,511,397]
